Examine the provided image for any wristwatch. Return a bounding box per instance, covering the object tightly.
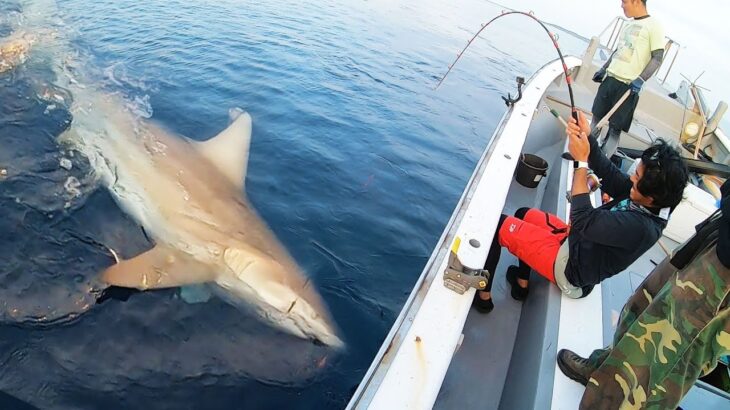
[573,160,589,169]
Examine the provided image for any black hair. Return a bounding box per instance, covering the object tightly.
[637,139,688,209]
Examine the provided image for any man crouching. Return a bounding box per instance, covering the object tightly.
[473,112,688,313]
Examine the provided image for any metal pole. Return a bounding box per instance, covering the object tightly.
[608,19,624,50]
[607,18,621,49]
[661,46,679,85]
[595,90,631,130]
[545,95,593,117]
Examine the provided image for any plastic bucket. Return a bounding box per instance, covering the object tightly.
[515,153,548,188]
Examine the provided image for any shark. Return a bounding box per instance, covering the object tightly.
[4,0,341,347]
[57,87,343,347]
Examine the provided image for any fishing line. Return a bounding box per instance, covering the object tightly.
[436,10,580,123]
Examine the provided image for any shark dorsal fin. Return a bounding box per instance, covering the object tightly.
[193,108,252,189]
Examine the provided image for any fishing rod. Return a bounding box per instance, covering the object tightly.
[436,10,580,123]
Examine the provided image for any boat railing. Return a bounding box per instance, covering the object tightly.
[596,16,681,86]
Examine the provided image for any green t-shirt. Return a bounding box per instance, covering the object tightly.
[608,16,665,83]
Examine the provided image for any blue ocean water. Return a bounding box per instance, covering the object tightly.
[0,0,587,408]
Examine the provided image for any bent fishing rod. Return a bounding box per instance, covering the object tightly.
[436,10,580,124]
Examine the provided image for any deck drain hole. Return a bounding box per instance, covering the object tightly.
[469,239,481,248]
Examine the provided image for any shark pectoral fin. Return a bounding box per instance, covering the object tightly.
[101,245,217,290]
[192,108,252,190]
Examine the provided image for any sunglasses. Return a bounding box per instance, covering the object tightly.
[642,150,661,171]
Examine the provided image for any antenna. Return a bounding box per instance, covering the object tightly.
[680,72,711,92]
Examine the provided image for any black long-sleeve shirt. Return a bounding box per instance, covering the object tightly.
[719,180,729,268]
[564,134,667,290]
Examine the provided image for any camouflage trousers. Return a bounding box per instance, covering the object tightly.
[580,246,730,410]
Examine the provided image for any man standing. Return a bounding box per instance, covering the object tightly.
[592,0,665,151]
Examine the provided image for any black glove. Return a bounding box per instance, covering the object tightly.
[592,68,607,83]
[630,78,645,94]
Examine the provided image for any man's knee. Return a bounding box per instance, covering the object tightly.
[514,207,531,220]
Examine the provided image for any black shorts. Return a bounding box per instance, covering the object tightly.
[591,76,640,133]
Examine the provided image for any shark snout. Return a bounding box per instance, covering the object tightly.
[221,248,343,348]
[283,296,344,348]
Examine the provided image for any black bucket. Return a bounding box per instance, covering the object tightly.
[515,153,548,188]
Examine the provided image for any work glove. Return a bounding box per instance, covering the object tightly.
[630,78,645,94]
[592,68,607,83]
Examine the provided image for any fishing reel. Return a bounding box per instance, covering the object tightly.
[564,170,602,203]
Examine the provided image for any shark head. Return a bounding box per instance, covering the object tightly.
[218,246,343,348]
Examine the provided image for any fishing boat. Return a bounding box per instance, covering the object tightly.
[348,15,730,409]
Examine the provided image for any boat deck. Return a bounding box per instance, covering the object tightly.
[436,98,569,409]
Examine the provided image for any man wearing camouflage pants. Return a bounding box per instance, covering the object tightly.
[557,180,729,409]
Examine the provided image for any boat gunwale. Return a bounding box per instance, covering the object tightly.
[347,56,583,409]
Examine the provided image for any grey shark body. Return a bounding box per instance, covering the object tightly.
[60,90,342,347]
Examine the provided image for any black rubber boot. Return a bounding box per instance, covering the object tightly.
[505,265,529,301]
[472,291,494,314]
[557,349,596,386]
